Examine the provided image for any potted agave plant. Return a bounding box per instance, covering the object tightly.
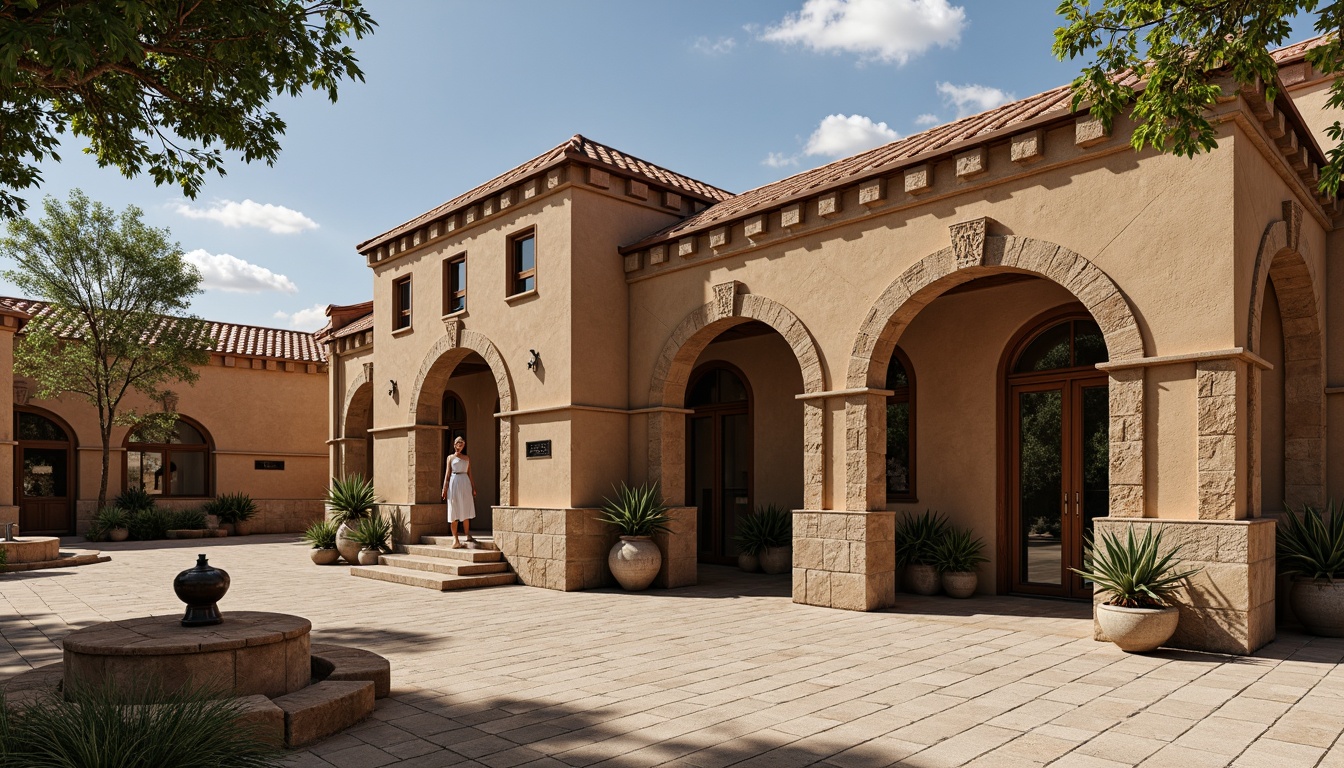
[304,519,341,565]
[599,483,671,591]
[1276,502,1344,637]
[733,511,765,572]
[934,526,987,598]
[732,505,793,574]
[348,514,393,566]
[1073,526,1201,653]
[89,507,130,543]
[896,510,949,595]
[326,475,378,564]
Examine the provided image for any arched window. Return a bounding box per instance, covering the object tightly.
[887,347,915,501]
[1011,317,1108,374]
[125,417,212,497]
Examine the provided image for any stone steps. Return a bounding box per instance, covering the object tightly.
[377,553,511,576]
[348,534,516,592]
[349,564,517,591]
[421,535,499,550]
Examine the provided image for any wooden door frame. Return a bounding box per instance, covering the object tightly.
[685,361,754,565]
[14,406,77,535]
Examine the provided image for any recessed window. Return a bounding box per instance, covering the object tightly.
[444,255,467,315]
[393,276,412,330]
[126,418,211,497]
[509,231,536,296]
[886,347,915,502]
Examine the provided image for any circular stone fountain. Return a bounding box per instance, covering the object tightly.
[1,536,60,563]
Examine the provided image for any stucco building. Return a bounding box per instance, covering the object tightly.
[321,37,1335,655]
[0,299,328,536]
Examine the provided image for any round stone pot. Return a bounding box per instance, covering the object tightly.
[108,528,129,543]
[1289,578,1344,637]
[234,519,253,536]
[608,536,662,591]
[738,553,759,573]
[1096,603,1180,653]
[759,546,792,575]
[356,548,382,566]
[941,571,978,599]
[310,548,341,565]
[336,522,362,564]
[905,564,940,595]
[220,523,236,536]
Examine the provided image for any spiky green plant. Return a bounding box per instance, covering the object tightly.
[1072,526,1201,608]
[0,547,7,574]
[933,527,988,574]
[302,519,338,550]
[85,506,130,542]
[348,514,392,553]
[734,504,791,556]
[598,483,671,537]
[127,507,172,541]
[203,492,258,524]
[1277,502,1344,581]
[114,487,155,515]
[895,510,950,568]
[167,508,207,531]
[325,475,378,526]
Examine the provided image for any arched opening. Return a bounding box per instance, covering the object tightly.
[686,361,754,564]
[886,348,916,503]
[14,407,76,534]
[343,381,374,480]
[124,415,213,497]
[441,390,468,462]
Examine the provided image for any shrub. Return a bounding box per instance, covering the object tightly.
[348,515,392,553]
[302,519,338,550]
[128,508,172,541]
[1277,502,1344,580]
[325,476,378,526]
[895,510,949,568]
[598,483,670,538]
[114,487,155,515]
[1072,526,1201,609]
[85,507,130,542]
[933,527,988,574]
[203,492,257,524]
[0,685,284,768]
[733,504,791,556]
[168,508,207,531]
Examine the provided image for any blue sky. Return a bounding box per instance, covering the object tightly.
[0,1,1321,330]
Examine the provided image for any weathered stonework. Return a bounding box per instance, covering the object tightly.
[623,253,641,273]
[588,167,610,189]
[792,510,896,611]
[1094,518,1275,655]
[744,214,767,240]
[1108,367,1146,517]
[677,237,697,258]
[817,192,842,218]
[1075,116,1110,147]
[955,147,987,179]
[649,244,668,265]
[858,178,884,206]
[627,179,648,200]
[781,203,804,229]
[903,165,932,194]
[1010,129,1044,163]
[709,227,730,249]
[949,218,987,269]
[712,281,738,321]
[1196,359,1242,520]
[663,191,681,210]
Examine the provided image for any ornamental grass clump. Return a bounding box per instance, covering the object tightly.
[127,507,172,541]
[1276,502,1344,581]
[348,514,393,553]
[114,487,155,515]
[933,527,988,574]
[1071,526,1201,609]
[325,475,378,526]
[734,504,791,556]
[598,483,671,538]
[85,506,129,542]
[203,492,257,525]
[303,519,339,550]
[167,508,207,531]
[895,510,949,568]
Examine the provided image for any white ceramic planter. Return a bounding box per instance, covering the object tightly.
[738,553,759,572]
[759,546,792,575]
[905,564,940,595]
[310,548,341,565]
[941,571,978,599]
[1290,578,1344,637]
[335,522,362,564]
[609,536,661,591]
[1096,603,1180,652]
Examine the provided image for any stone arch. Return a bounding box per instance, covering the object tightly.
[1247,202,1324,511]
[843,219,1148,512]
[406,323,516,506]
[647,282,827,508]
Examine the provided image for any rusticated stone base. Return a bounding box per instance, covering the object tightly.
[654,506,697,589]
[792,510,896,611]
[1093,518,1275,655]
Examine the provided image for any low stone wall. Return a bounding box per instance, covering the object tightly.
[75,498,323,536]
[793,510,896,611]
[1093,517,1275,655]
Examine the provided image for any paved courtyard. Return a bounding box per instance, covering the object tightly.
[3,535,1344,768]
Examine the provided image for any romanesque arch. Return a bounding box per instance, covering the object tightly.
[340,367,374,480]
[647,282,827,508]
[843,219,1148,513]
[1247,201,1325,512]
[406,320,516,505]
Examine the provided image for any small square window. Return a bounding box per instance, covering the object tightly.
[444,255,467,314]
[509,231,536,296]
[393,276,412,330]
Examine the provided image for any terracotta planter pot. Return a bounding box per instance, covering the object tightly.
[233,519,253,536]
[1096,604,1180,652]
[335,523,362,564]
[905,564,940,595]
[738,553,759,572]
[356,548,382,566]
[1290,578,1344,637]
[941,571,978,599]
[310,548,341,565]
[759,546,792,575]
[608,536,661,591]
[220,523,236,536]
[108,528,129,543]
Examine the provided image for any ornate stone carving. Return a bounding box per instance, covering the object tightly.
[1010,129,1044,163]
[903,165,932,194]
[949,218,988,268]
[712,281,739,321]
[13,379,29,406]
[362,362,373,383]
[442,317,461,348]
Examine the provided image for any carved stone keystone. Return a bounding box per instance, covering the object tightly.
[950,218,989,268]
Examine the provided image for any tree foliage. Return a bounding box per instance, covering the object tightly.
[1054,1,1344,193]
[0,1,376,218]
[1,190,210,508]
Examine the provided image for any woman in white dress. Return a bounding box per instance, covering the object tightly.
[440,436,477,549]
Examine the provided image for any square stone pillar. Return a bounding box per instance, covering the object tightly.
[0,312,21,530]
[844,393,887,511]
[653,506,697,588]
[1196,359,1249,519]
[1093,518,1275,654]
[793,510,896,611]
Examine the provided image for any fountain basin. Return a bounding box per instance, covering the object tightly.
[1,536,60,564]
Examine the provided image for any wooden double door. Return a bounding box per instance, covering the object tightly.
[14,410,74,535]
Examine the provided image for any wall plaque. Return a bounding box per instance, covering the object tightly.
[254,460,285,471]
[525,440,552,459]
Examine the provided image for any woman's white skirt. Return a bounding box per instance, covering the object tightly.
[446,473,475,522]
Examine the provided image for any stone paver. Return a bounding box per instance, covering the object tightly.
[3,535,1344,767]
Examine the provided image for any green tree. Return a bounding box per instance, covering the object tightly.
[0,1,376,218]
[1054,1,1344,193]
[2,190,210,509]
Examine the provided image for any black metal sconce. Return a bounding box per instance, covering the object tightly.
[527,349,540,371]
[388,379,398,397]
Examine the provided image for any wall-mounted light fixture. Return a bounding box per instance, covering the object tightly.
[388,379,398,398]
[527,349,541,371]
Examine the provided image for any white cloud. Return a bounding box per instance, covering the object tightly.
[273,304,329,332]
[803,114,898,157]
[763,151,799,168]
[692,36,736,55]
[173,199,318,235]
[759,0,966,65]
[184,249,298,294]
[936,81,1015,118]
[914,113,942,127]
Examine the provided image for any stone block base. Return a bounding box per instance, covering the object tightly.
[76,498,323,537]
[654,506,697,588]
[792,510,896,611]
[1092,518,1275,655]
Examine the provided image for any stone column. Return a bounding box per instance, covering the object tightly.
[792,510,896,611]
[0,311,20,530]
[844,392,887,512]
[1108,367,1145,517]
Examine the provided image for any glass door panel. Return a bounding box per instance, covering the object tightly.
[1016,388,1064,589]
[1070,382,1110,595]
[689,416,715,555]
[721,413,751,560]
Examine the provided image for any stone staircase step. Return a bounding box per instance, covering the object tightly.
[400,543,503,563]
[349,565,517,591]
[420,535,498,551]
[378,553,510,576]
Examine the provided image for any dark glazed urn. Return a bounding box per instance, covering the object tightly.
[173,554,230,627]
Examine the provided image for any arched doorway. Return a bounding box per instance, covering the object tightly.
[441,390,467,463]
[1004,310,1109,598]
[15,408,75,534]
[343,381,374,480]
[124,416,213,497]
[686,363,753,564]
